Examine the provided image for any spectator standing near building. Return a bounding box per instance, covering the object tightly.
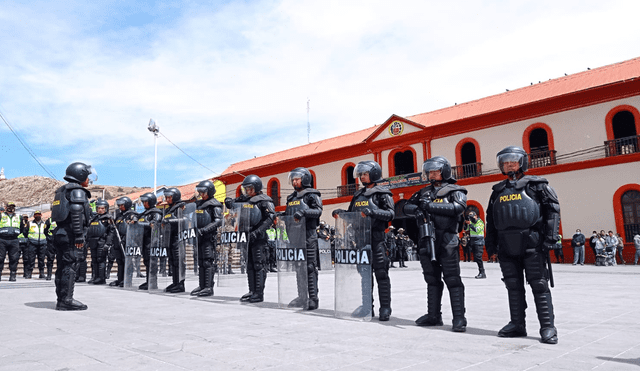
[605,231,618,266]
[571,229,585,266]
[588,231,598,263]
[464,211,486,279]
[616,233,626,265]
[26,211,48,279]
[634,234,640,265]
[0,202,22,281]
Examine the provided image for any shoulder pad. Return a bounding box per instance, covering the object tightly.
[492,180,509,192]
[286,193,296,202]
[250,194,272,203]
[515,175,548,189]
[436,184,467,198]
[201,198,222,208]
[298,188,321,197]
[364,185,393,197]
[69,188,90,203]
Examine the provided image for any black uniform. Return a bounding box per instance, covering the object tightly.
[347,185,395,318]
[192,198,223,296]
[395,233,407,268]
[0,212,22,281]
[404,183,468,330]
[51,183,92,309]
[136,206,163,289]
[85,213,116,284]
[75,212,93,282]
[386,230,396,268]
[284,187,323,309]
[486,175,560,344]
[111,209,139,286]
[44,218,57,280]
[163,200,187,292]
[228,193,276,303]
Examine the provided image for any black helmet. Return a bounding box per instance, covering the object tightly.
[242,175,263,194]
[497,146,528,176]
[64,162,97,184]
[467,211,477,219]
[422,156,454,183]
[163,188,181,204]
[354,160,382,184]
[140,192,157,208]
[95,199,109,213]
[288,167,313,189]
[196,180,216,198]
[115,196,132,211]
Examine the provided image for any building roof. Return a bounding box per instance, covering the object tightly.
[221,56,640,177]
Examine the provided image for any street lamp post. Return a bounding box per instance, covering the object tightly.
[148,119,160,194]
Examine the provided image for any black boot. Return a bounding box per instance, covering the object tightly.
[75,260,87,282]
[475,269,486,279]
[46,266,52,281]
[165,270,179,292]
[241,270,256,301]
[377,275,392,321]
[191,266,205,296]
[26,270,32,279]
[39,268,45,279]
[105,260,113,279]
[498,289,527,337]
[534,291,557,344]
[416,284,444,326]
[56,268,87,311]
[197,265,214,297]
[249,270,264,303]
[449,286,467,332]
[94,261,106,285]
[9,271,17,281]
[307,270,319,310]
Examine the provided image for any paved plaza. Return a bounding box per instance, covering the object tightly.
[1,261,639,371]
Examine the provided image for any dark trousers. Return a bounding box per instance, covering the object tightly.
[0,238,20,273]
[53,230,81,302]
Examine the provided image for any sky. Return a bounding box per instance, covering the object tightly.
[1,0,639,190]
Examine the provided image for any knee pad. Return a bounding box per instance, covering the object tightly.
[423,273,439,286]
[504,277,522,290]
[307,263,316,274]
[374,269,389,282]
[529,279,549,294]
[202,260,214,269]
[443,275,462,288]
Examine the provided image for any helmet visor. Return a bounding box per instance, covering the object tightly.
[241,185,254,196]
[497,152,524,172]
[288,170,304,187]
[87,166,98,184]
[353,163,374,179]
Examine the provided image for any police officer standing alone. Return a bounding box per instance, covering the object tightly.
[464,211,486,279]
[51,162,96,310]
[135,192,163,290]
[332,161,395,321]
[225,175,276,303]
[0,202,22,281]
[485,146,560,344]
[85,199,115,285]
[284,167,323,310]
[110,196,138,287]
[404,157,468,332]
[191,181,223,297]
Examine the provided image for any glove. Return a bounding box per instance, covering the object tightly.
[543,239,558,251]
[332,209,345,218]
[250,231,257,242]
[361,208,372,217]
[224,197,234,209]
[419,199,430,211]
[293,210,305,221]
[197,229,204,237]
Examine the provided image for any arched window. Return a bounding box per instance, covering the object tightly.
[454,138,482,179]
[621,190,640,243]
[339,163,357,197]
[389,147,417,176]
[523,123,556,168]
[236,185,242,198]
[309,169,317,189]
[605,105,640,156]
[267,178,280,207]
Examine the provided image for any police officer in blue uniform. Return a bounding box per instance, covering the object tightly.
[51,162,96,310]
[485,146,560,344]
[332,161,395,321]
[191,181,223,297]
[225,175,276,303]
[85,199,115,285]
[284,167,323,310]
[404,157,468,332]
[135,192,164,290]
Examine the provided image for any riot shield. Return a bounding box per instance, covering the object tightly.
[217,206,250,286]
[276,215,308,310]
[184,203,198,276]
[175,206,196,285]
[334,212,372,321]
[318,238,333,271]
[149,223,170,293]
[124,223,144,290]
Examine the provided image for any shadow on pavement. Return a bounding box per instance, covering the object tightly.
[595,356,640,366]
[25,301,56,310]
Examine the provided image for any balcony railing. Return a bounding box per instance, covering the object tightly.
[452,162,483,180]
[272,196,281,207]
[337,183,358,198]
[605,135,640,157]
[529,150,557,169]
[624,223,639,243]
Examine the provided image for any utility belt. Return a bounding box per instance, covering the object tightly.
[498,228,542,258]
[0,233,19,240]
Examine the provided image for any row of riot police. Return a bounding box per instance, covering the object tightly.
[49,144,559,344]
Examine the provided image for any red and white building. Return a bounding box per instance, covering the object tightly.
[217,57,640,262]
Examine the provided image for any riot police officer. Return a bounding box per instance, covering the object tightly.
[85,199,115,285]
[284,167,323,310]
[464,211,486,279]
[225,175,276,303]
[191,181,223,297]
[135,192,163,290]
[404,157,468,332]
[332,160,395,321]
[386,226,396,268]
[395,228,407,268]
[485,146,560,344]
[50,162,96,310]
[162,188,188,293]
[110,196,138,287]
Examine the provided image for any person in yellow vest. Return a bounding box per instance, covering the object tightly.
[0,202,22,281]
[44,217,57,280]
[464,211,486,279]
[25,211,48,279]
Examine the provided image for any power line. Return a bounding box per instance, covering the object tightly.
[0,110,58,180]
[158,132,221,177]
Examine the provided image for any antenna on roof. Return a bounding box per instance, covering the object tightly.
[307,98,311,144]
